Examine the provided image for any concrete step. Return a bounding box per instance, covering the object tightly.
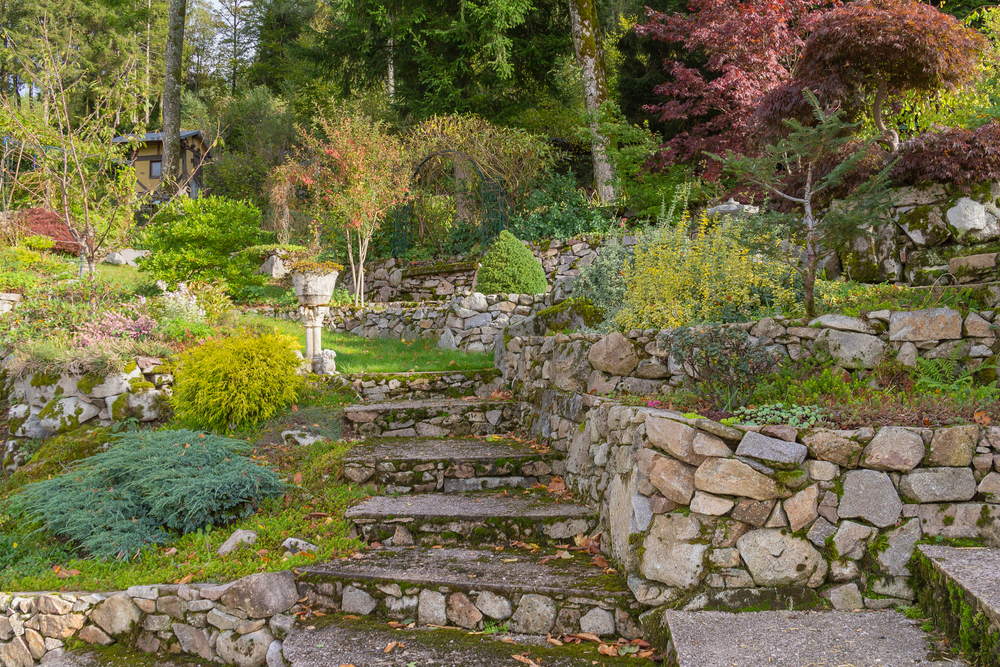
[296,546,632,638]
[342,436,565,493]
[343,398,518,438]
[345,492,596,547]
[282,616,647,666]
[661,609,965,667]
[914,544,1000,664]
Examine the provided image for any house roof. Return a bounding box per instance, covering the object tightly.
[112,130,203,144]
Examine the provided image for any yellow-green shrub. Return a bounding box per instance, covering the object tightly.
[172,331,302,431]
[616,213,797,330]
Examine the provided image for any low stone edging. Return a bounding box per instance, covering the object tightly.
[0,571,300,667]
[331,369,503,403]
[343,398,518,438]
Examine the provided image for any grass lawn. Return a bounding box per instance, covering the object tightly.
[242,314,494,374]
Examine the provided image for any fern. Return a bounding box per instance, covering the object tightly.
[915,347,1000,401]
[6,430,285,560]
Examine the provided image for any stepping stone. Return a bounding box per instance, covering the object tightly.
[918,545,1000,624]
[346,492,596,547]
[663,609,964,667]
[342,437,564,493]
[343,398,516,437]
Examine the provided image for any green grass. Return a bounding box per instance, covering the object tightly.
[94,263,153,291]
[241,313,494,374]
[0,424,372,592]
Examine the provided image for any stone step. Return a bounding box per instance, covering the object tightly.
[331,368,503,403]
[282,616,647,666]
[914,544,1000,662]
[343,398,518,438]
[661,609,965,667]
[296,546,633,639]
[342,436,566,493]
[345,492,596,547]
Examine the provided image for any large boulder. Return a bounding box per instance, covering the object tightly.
[641,514,707,589]
[217,628,275,667]
[945,197,1000,243]
[837,470,901,528]
[694,458,785,501]
[888,308,963,342]
[90,594,142,636]
[899,468,977,503]
[37,397,100,433]
[736,529,827,587]
[220,571,298,618]
[587,332,638,376]
[815,329,887,370]
[861,427,925,472]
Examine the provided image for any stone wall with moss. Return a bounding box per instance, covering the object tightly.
[840,181,1000,286]
[2,356,172,455]
[354,236,609,304]
[500,318,1000,615]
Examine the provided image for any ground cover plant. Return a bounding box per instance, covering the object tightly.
[6,429,285,561]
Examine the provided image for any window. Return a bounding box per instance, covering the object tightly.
[150,160,162,178]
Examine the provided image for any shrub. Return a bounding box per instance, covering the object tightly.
[6,429,284,560]
[573,237,633,329]
[18,208,78,254]
[616,213,798,330]
[507,172,614,241]
[475,230,548,295]
[173,331,302,430]
[665,326,778,411]
[138,196,272,298]
[890,122,1000,187]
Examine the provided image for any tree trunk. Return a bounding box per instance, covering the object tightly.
[802,165,817,317]
[872,76,899,153]
[568,0,615,203]
[162,0,188,192]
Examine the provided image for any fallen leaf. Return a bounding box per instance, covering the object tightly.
[574,633,602,643]
[384,641,397,653]
[291,405,298,412]
[597,643,619,657]
[511,654,541,666]
[343,615,360,620]
[293,472,303,485]
[637,650,655,658]
[176,574,193,585]
[547,634,563,647]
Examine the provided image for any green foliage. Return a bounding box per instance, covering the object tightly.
[0,246,70,292]
[616,213,798,329]
[815,280,988,317]
[665,326,779,411]
[507,172,615,241]
[915,349,1000,402]
[6,430,285,560]
[753,365,858,407]
[476,230,548,295]
[573,237,633,330]
[138,196,273,299]
[733,403,824,428]
[172,331,303,430]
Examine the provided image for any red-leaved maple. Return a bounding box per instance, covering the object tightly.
[756,0,987,149]
[636,0,830,178]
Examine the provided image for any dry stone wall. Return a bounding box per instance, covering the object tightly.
[355,237,606,304]
[0,571,299,667]
[2,356,173,463]
[502,313,1000,615]
[840,181,1000,285]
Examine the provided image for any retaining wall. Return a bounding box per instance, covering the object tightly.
[0,571,300,666]
[501,311,1000,615]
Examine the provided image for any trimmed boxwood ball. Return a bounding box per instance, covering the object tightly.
[476,230,548,295]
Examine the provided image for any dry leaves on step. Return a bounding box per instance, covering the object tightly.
[52,565,81,579]
[176,574,193,585]
[546,634,562,646]
[383,642,397,653]
[510,540,540,553]
[511,654,541,666]
[489,388,513,400]
[976,410,992,425]
[538,550,572,565]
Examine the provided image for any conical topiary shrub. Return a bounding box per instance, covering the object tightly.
[475,230,548,295]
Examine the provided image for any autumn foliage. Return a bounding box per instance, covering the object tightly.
[18,208,79,254]
[636,0,830,177]
[890,122,1000,187]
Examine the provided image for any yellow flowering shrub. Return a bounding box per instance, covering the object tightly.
[615,213,797,330]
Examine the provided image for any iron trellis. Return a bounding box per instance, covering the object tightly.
[391,150,506,262]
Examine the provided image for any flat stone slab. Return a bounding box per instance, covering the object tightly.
[302,546,628,598]
[344,398,512,413]
[665,610,964,667]
[345,492,594,522]
[918,545,1000,626]
[343,437,555,465]
[283,617,637,666]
